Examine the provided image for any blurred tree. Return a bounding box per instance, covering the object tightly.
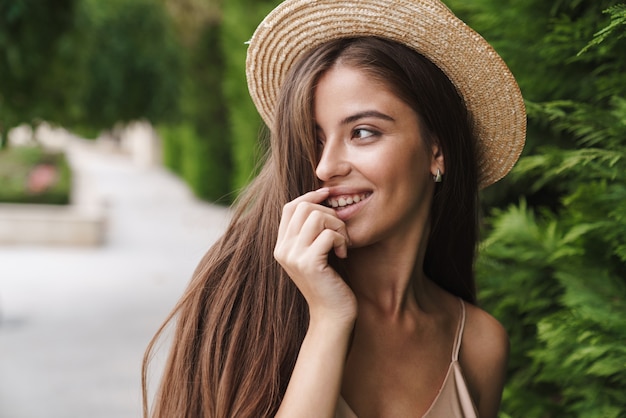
[221,0,278,190]
[159,17,234,203]
[182,21,233,203]
[0,0,76,148]
[155,0,233,202]
[2,0,234,203]
[162,0,220,46]
[67,0,183,134]
[0,0,184,145]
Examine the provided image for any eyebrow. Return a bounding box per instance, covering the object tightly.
[340,110,395,125]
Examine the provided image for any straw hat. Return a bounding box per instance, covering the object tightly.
[246,0,526,188]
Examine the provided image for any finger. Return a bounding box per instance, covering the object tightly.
[285,201,342,242]
[296,209,349,249]
[309,229,349,260]
[277,188,330,241]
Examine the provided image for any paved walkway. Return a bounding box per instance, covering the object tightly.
[0,139,231,418]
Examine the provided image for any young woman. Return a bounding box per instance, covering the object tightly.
[143,1,526,417]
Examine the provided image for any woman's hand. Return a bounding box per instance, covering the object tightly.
[274,188,356,418]
[274,188,357,323]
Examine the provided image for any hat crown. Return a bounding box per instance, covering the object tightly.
[246,0,526,188]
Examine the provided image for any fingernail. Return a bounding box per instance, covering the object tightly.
[315,187,329,193]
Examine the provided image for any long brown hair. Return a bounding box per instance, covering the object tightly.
[142,37,478,417]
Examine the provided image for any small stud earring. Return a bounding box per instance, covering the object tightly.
[433,169,442,183]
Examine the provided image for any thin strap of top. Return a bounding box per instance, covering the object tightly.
[451,298,466,362]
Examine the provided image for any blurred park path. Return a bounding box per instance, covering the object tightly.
[0,137,231,418]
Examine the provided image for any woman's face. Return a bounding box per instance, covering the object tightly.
[314,64,442,248]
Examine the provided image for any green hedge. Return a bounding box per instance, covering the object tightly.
[0,146,72,205]
[159,0,280,200]
[221,0,279,190]
[445,1,626,416]
[159,121,233,204]
[158,13,233,204]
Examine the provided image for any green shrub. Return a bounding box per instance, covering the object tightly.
[221,0,278,190]
[0,0,76,148]
[159,122,233,204]
[453,2,626,415]
[0,146,72,205]
[158,124,184,174]
[65,0,184,131]
[158,16,233,204]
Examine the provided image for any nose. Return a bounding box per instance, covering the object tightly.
[315,137,351,182]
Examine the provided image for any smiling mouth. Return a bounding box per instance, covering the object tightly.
[326,193,370,209]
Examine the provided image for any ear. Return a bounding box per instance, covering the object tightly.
[430,142,445,177]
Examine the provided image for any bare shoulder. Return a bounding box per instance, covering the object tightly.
[460,303,509,418]
[462,303,509,363]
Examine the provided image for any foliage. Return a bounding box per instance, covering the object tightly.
[65,0,183,133]
[579,4,626,54]
[1,0,236,203]
[221,0,278,190]
[159,124,184,175]
[157,4,233,203]
[161,0,220,47]
[446,0,626,104]
[159,121,232,204]
[0,0,184,146]
[157,0,277,201]
[0,0,76,148]
[0,146,71,205]
[444,1,626,416]
[182,19,233,203]
[447,0,626,212]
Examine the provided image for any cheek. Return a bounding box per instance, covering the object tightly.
[374,146,428,183]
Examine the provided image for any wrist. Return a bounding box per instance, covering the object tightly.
[308,309,356,336]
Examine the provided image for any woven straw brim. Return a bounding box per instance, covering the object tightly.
[246,0,526,188]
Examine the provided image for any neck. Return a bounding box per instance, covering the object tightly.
[344,227,433,320]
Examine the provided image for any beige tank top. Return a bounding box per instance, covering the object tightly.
[335,299,478,418]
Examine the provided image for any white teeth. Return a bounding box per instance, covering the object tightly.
[327,194,367,208]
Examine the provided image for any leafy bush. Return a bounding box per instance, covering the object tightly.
[444,1,626,416]
[221,0,278,190]
[159,122,233,204]
[0,0,76,147]
[161,0,277,199]
[0,146,72,205]
[158,13,233,203]
[159,124,184,175]
[67,0,183,131]
[0,0,183,145]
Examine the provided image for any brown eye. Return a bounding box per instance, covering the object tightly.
[352,128,377,140]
